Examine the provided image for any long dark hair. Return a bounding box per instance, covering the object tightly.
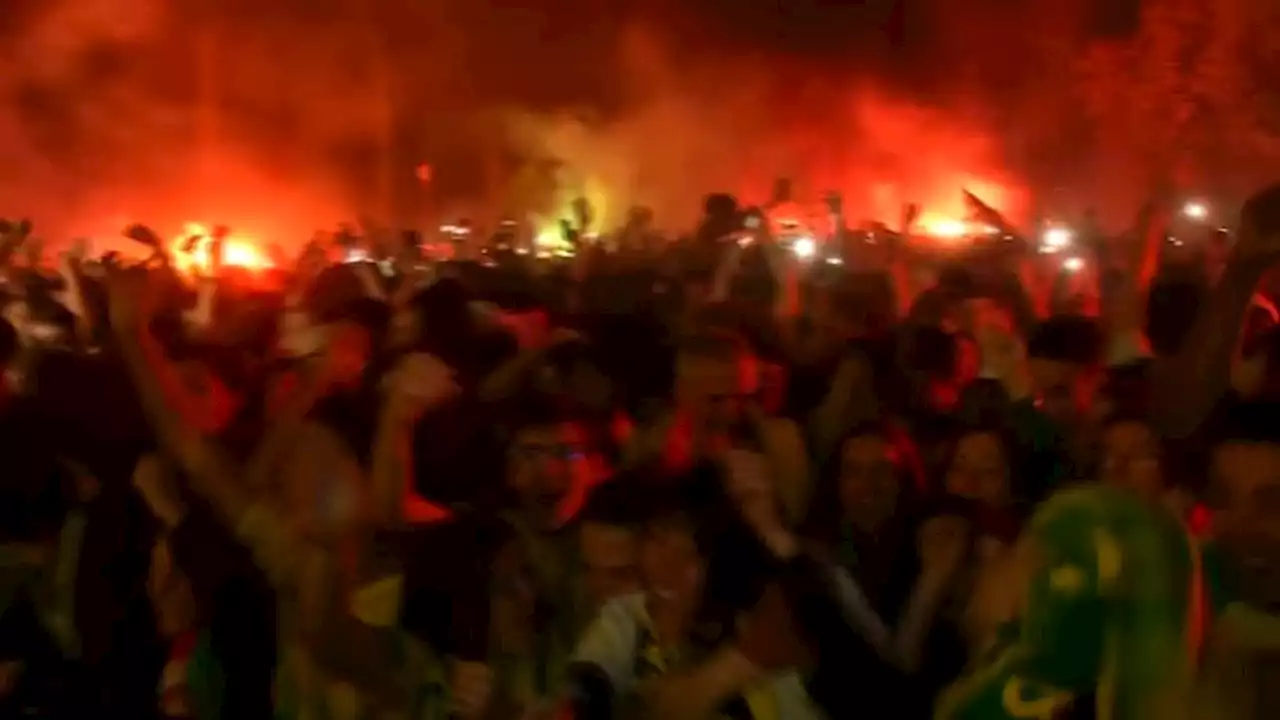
[935,421,1032,535]
[802,421,925,621]
[803,420,924,547]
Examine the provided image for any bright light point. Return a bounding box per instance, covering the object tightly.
[792,237,816,259]
[1063,256,1085,272]
[222,243,269,269]
[1183,201,1209,220]
[825,256,843,266]
[923,218,967,239]
[1043,226,1073,250]
[534,230,561,249]
[171,222,272,274]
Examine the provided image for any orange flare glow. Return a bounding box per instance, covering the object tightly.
[919,215,969,239]
[916,214,999,242]
[171,222,272,275]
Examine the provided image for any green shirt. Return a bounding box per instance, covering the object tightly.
[937,486,1197,720]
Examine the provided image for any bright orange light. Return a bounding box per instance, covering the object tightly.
[223,242,269,269]
[916,213,1000,242]
[171,222,272,275]
[920,216,968,239]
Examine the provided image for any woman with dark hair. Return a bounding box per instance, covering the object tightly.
[1098,412,1170,501]
[1096,407,1208,536]
[939,422,1032,524]
[798,422,925,715]
[803,422,924,620]
[868,422,1036,714]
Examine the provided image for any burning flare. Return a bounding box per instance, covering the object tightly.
[916,214,999,241]
[171,222,271,274]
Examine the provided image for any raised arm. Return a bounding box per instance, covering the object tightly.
[370,353,459,525]
[106,268,250,528]
[1152,185,1280,439]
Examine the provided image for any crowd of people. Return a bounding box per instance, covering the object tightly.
[1,180,1280,720]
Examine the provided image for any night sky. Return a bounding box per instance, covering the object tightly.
[636,0,1140,68]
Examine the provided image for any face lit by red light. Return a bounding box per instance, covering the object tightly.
[1099,419,1163,501]
[640,515,705,624]
[580,522,641,610]
[507,422,590,531]
[839,433,901,532]
[675,350,757,437]
[945,431,1010,508]
[1029,358,1096,429]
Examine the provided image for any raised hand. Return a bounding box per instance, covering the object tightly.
[901,202,920,234]
[381,352,460,420]
[182,232,203,254]
[559,218,579,246]
[917,515,970,587]
[104,264,157,333]
[296,236,327,277]
[68,237,90,263]
[334,224,360,251]
[56,248,87,319]
[722,448,796,558]
[123,223,163,248]
[572,196,594,231]
[207,225,229,274]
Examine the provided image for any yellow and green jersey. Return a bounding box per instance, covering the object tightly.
[936,485,1201,720]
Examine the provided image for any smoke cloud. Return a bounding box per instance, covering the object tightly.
[4,0,1273,249]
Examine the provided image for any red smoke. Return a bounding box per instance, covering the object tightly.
[2,0,1277,252]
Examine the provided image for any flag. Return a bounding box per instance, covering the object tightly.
[935,485,1198,720]
[963,190,1012,232]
